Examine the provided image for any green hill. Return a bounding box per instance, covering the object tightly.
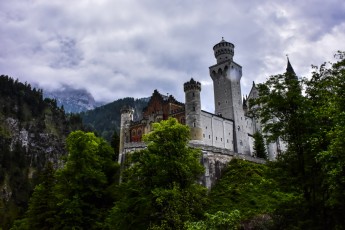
[80,97,149,142]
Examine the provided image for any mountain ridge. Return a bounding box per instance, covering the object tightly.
[43,85,105,113]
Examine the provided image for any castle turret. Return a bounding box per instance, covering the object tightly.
[209,38,250,154]
[118,106,134,164]
[213,37,235,63]
[184,78,202,141]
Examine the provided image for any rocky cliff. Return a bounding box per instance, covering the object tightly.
[0,75,83,229]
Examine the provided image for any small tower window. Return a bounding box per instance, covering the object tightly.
[192,92,195,97]
[193,122,196,127]
[209,135,211,139]
[193,106,195,111]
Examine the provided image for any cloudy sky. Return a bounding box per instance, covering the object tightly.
[1,0,345,111]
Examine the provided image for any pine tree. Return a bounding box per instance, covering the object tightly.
[253,132,267,159]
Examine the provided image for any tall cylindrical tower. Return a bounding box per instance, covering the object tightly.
[184,78,202,140]
[118,106,134,164]
[209,38,250,155]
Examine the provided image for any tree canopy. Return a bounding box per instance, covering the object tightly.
[250,52,345,229]
[12,131,119,230]
[107,118,207,230]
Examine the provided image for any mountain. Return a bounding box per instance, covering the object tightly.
[80,97,149,142]
[0,75,83,229]
[44,85,104,113]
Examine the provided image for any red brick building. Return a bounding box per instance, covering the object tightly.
[129,89,185,142]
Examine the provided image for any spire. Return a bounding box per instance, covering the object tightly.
[286,55,296,75]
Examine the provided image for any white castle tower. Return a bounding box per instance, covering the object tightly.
[209,38,250,154]
[118,106,134,164]
[184,78,202,141]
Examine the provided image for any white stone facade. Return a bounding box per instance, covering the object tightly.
[119,38,286,187]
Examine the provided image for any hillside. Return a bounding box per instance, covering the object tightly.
[80,97,149,142]
[0,75,83,229]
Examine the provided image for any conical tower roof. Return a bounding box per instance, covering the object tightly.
[286,57,296,75]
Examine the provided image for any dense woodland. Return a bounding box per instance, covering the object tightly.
[0,75,84,229]
[1,51,345,229]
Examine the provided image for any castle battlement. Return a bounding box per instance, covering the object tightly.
[119,39,287,188]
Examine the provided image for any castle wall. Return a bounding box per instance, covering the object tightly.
[118,38,281,188]
[122,141,265,189]
[200,111,234,150]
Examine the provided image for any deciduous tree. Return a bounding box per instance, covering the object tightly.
[107,118,207,230]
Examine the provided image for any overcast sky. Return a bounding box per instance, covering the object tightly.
[1,0,345,112]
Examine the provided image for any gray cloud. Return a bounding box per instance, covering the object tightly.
[0,0,345,112]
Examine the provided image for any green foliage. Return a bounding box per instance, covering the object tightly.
[207,159,294,225]
[306,52,345,228]
[53,131,119,229]
[110,130,120,162]
[12,131,119,230]
[10,163,56,230]
[250,52,345,228]
[253,132,267,159]
[80,97,148,142]
[0,75,85,229]
[185,210,241,230]
[107,118,207,229]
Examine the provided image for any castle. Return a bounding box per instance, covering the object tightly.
[119,38,289,187]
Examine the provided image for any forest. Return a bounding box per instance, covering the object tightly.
[1,51,345,229]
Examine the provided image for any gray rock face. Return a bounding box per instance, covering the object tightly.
[4,117,66,169]
[44,85,103,113]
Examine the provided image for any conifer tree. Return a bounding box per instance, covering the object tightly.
[253,132,267,159]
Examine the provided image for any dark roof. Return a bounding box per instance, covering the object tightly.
[286,57,296,75]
